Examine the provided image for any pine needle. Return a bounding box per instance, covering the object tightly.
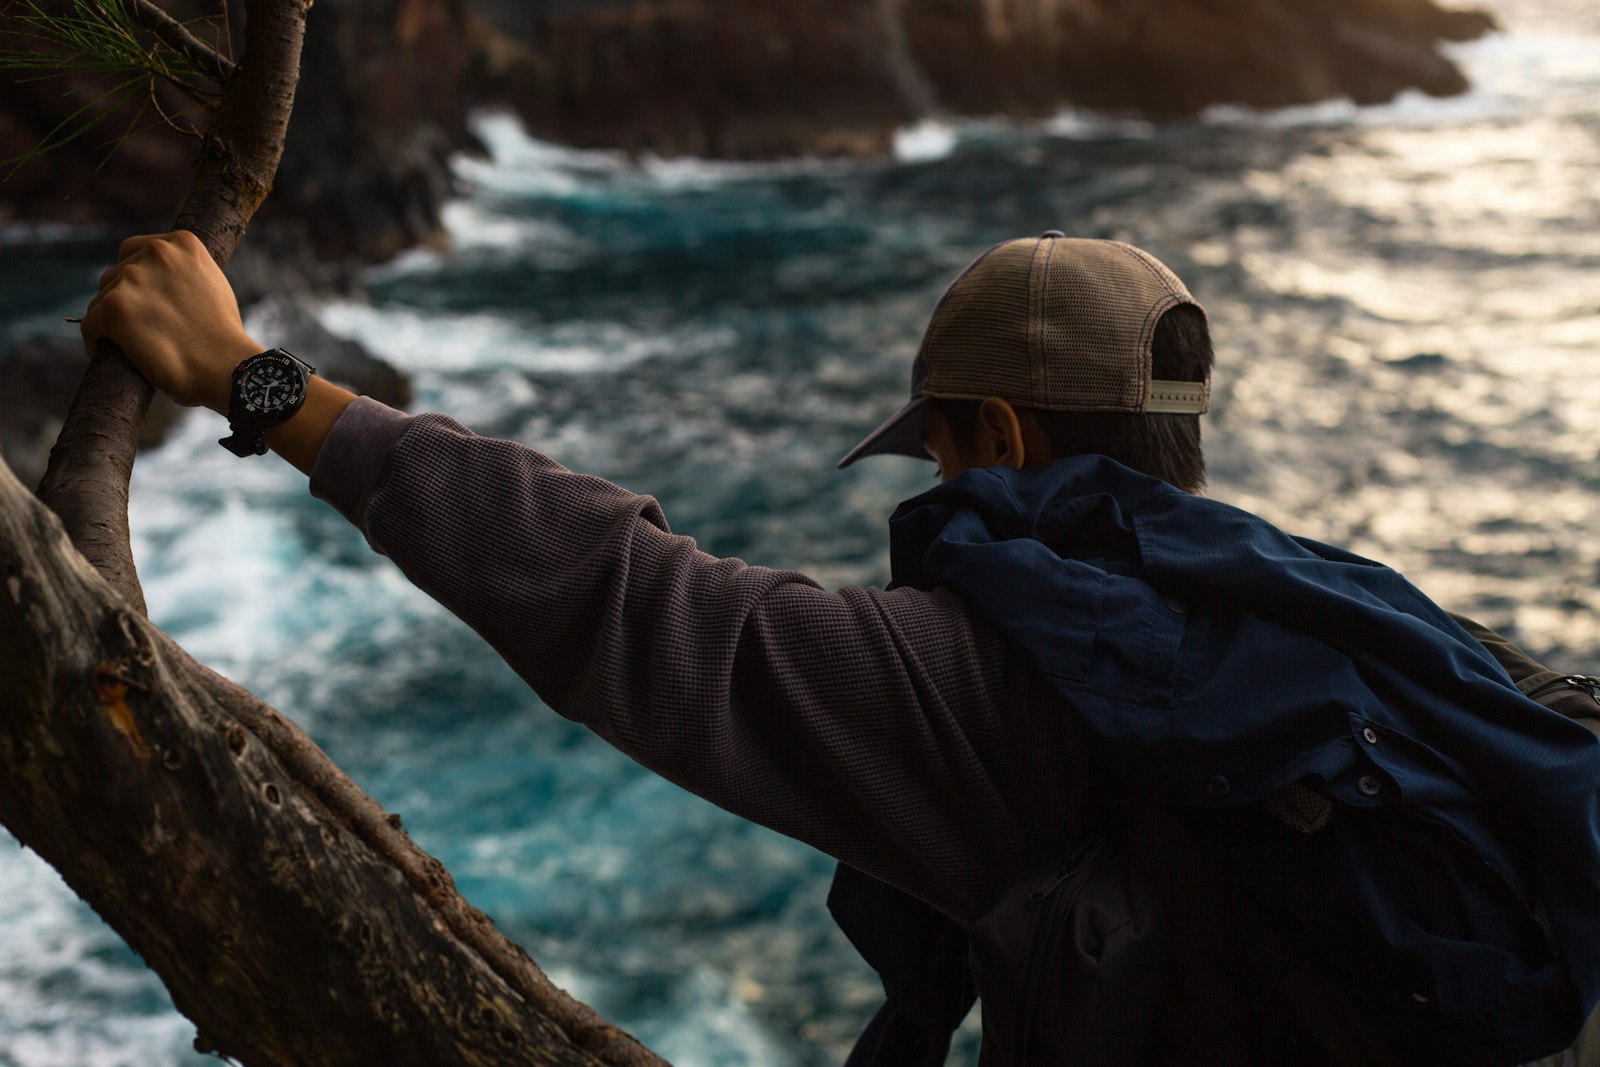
[0,0,225,176]
[1,70,147,176]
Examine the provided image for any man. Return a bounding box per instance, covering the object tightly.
[81,230,1600,1065]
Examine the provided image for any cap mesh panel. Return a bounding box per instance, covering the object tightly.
[920,242,1037,401]
[919,238,1203,413]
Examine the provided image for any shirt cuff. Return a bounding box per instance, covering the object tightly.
[308,395,412,531]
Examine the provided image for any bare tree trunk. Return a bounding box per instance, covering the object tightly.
[5,2,673,1063]
[35,0,312,616]
[0,452,668,1066]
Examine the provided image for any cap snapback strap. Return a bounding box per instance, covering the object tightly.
[1147,380,1208,414]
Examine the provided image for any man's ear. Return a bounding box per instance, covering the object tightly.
[975,397,1027,470]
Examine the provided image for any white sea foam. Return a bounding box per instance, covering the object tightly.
[1202,31,1600,130]
[311,299,735,436]
[443,32,1600,205]
[0,835,201,1067]
[316,302,721,379]
[313,302,531,375]
[893,109,1163,148]
[641,966,797,1067]
[360,203,592,283]
[0,220,115,247]
[123,396,449,714]
[543,960,797,1067]
[455,110,842,196]
[637,150,850,187]
[441,200,581,253]
[1042,108,1158,139]
[891,118,958,162]
[454,112,630,197]
[458,109,857,197]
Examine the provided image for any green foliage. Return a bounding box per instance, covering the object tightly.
[0,0,219,176]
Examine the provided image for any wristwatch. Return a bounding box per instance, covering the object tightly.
[218,348,316,457]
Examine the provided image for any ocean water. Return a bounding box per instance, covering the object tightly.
[2,4,1599,1063]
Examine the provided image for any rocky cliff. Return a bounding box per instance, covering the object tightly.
[0,0,487,263]
[0,0,1499,521]
[2,0,1495,255]
[479,0,1496,159]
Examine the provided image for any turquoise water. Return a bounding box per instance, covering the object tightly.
[2,10,1599,1065]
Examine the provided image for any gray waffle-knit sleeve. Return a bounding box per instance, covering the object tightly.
[311,399,1059,924]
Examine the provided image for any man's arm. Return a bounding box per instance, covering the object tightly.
[81,230,1054,926]
[80,230,355,475]
[309,400,1042,924]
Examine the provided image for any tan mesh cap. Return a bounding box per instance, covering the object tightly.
[837,233,1209,469]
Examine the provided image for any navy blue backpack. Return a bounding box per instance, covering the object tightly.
[836,457,1600,1066]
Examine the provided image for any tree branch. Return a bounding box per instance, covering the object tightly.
[32,339,153,614]
[128,0,236,84]
[178,655,668,1066]
[1,450,669,1066]
[13,4,669,1062]
[36,0,308,611]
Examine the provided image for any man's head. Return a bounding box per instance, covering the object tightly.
[838,234,1213,492]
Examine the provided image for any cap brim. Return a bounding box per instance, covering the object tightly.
[836,394,931,469]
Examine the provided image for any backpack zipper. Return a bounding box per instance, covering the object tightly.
[1015,836,1107,1064]
[1528,675,1600,708]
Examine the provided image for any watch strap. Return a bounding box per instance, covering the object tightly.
[218,424,271,457]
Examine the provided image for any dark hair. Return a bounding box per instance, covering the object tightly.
[930,304,1213,492]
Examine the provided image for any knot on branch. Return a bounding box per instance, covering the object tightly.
[90,609,158,761]
[193,134,278,214]
[95,606,157,668]
[94,660,152,761]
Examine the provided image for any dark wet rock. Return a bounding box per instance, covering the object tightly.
[910,0,1496,118]
[478,0,1498,158]
[224,221,363,312]
[1388,352,1449,370]
[472,0,912,159]
[246,297,411,410]
[3,0,1497,265]
[0,0,1496,474]
[256,0,483,264]
[0,337,185,491]
[0,302,407,489]
[0,0,483,268]
[0,338,78,492]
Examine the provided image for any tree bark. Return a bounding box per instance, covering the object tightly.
[6,2,673,1063]
[0,452,669,1066]
[35,0,313,616]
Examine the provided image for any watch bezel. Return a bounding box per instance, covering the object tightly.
[235,349,309,416]
[219,347,316,457]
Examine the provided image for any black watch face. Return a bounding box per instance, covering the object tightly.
[239,354,306,415]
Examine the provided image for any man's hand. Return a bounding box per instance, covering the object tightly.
[79,230,262,413]
[78,229,360,477]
